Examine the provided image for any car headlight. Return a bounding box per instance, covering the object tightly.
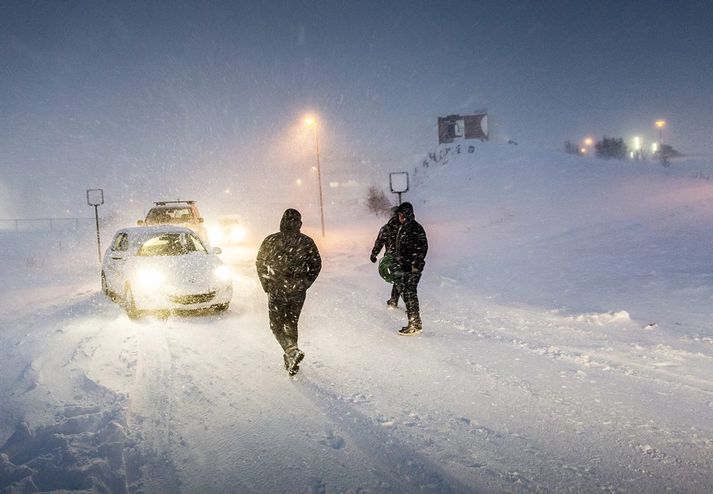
[135,268,165,287]
[214,265,232,280]
[208,226,224,244]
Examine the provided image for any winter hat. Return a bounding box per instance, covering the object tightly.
[397,202,415,220]
[280,208,302,233]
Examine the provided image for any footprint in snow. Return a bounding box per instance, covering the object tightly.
[345,392,369,404]
[308,478,327,494]
[319,430,345,449]
[456,416,471,426]
[375,415,395,427]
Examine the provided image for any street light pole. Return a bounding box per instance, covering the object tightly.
[307,117,326,237]
[655,119,666,144]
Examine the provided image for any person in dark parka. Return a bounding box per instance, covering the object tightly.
[256,209,321,375]
[370,206,401,308]
[394,202,428,335]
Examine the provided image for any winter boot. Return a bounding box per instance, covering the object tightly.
[398,314,422,335]
[386,298,398,308]
[398,320,423,336]
[398,325,422,335]
[284,347,305,375]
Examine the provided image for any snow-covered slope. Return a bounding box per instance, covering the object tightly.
[412,144,713,331]
[2,143,713,493]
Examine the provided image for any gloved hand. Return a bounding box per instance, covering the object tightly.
[370,254,377,263]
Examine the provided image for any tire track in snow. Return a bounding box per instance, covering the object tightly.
[293,377,477,494]
[129,325,181,493]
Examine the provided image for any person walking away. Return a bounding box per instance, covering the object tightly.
[370,206,402,308]
[394,202,428,335]
[256,209,322,375]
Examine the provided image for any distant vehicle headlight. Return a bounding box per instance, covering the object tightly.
[229,225,247,242]
[135,268,165,288]
[214,265,232,281]
[208,226,224,244]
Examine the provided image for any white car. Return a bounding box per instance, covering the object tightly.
[101,226,233,318]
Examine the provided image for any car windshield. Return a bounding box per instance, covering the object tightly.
[145,208,194,224]
[137,233,207,256]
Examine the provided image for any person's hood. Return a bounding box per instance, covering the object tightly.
[397,202,415,221]
[280,208,302,233]
[388,206,400,223]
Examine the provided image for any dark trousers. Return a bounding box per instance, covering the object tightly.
[267,291,306,352]
[389,283,401,303]
[397,272,422,328]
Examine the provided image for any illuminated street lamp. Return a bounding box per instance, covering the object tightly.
[655,120,666,144]
[305,116,325,237]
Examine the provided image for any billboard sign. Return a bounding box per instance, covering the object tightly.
[438,113,488,143]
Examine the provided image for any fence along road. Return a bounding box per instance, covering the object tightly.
[0,218,98,233]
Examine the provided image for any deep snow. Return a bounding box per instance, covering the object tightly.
[2,143,713,493]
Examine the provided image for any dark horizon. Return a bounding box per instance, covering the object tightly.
[1,0,711,216]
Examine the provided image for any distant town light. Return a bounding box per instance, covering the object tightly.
[584,137,593,147]
[652,142,659,153]
[633,136,641,150]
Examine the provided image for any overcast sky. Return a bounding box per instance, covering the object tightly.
[1,0,711,217]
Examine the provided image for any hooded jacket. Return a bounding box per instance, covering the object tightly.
[371,207,400,258]
[256,209,322,296]
[395,202,428,274]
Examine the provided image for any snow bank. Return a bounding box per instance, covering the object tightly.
[570,310,632,325]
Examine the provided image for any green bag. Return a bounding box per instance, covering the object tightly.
[378,254,398,283]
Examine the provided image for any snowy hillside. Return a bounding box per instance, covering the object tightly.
[2,143,713,493]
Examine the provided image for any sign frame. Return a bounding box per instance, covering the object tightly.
[87,189,104,206]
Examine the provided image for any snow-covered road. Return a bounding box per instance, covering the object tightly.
[2,230,713,493]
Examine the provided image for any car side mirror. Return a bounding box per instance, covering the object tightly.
[212,247,222,255]
[137,220,144,225]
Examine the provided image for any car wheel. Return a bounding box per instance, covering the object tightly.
[101,272,117,301]
[101,272,109,295]
[124,286,141,320]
